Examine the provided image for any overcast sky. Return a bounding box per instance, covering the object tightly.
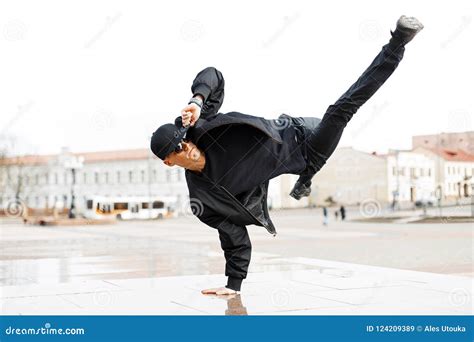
[1,0,472,156]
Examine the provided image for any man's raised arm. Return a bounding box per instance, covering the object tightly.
[180,67,225,126]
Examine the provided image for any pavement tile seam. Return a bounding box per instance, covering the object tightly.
[57,294,84,308]
[1,288,130,300]
[169,301,211,314]
[250,305,352,315]
[291,279,404,291]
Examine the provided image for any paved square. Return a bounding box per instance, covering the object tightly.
[1,209,472,315]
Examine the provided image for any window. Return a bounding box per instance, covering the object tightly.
[105,172,109,184]
[55,173,58,184]
[35,174,39,185]
[392,167,396,176]
[129,171,133,183]
[116,171,121,184]
[83,173,87,184]
[153,170,157,182]
[114,202,128,210]
[428,168,432,177]
[98,203,112,213]
[95,172,99,184]
[141,170,145,183]
[153,201,164,209]
[420,168,425,177]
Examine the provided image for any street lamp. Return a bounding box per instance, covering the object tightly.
[64,155,84,219]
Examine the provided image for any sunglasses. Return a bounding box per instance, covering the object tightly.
[174,142,184,153]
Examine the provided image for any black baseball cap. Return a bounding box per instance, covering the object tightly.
[150,122,189,160]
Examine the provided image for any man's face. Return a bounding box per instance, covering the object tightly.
[163,140,202,169]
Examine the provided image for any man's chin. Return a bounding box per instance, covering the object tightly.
[177,161,190,169]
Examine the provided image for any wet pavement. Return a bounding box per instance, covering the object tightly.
[0,209,472,315]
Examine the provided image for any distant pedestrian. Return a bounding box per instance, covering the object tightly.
[334,211,339,221]
[340,205,346,221]
[322,206,328,226]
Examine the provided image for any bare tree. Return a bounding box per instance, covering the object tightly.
[0,136,48,211]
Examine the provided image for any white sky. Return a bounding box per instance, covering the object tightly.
[1,0,473,156]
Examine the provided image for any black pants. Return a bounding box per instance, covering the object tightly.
[296,33,406,185]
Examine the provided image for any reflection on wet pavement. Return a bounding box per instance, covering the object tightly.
[0,220,318,286]
[203,294,248,315]
[225,295,248,315]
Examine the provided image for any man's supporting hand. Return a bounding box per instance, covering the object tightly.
[201,287,239,295]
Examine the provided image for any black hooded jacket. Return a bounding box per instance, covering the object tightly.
[181,67,320,291]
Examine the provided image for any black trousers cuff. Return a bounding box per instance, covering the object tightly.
[226,277,243,291]
[389,30,407,49]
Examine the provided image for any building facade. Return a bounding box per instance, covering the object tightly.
[413,131,474,155]
[309,147,389,205]
[0,147,295,215]
[413,147,474,199]
[2,130,472,214]
[385,150,436,203]
[0,148,188,214]
[306,147,437,206]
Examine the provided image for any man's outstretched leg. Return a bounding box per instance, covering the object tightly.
[290,15,424,200]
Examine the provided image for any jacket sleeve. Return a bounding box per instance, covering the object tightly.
[191,67,225,120]
[196,204,251,292]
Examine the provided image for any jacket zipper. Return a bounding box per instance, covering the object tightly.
[218,185,276,235]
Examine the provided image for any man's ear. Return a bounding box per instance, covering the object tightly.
[181,141,191,151]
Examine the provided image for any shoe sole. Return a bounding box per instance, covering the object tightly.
[398,15,424,32]
[290,189,311,200]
